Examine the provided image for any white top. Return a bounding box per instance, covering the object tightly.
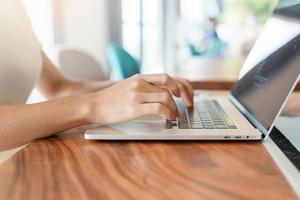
[0,0,42,105]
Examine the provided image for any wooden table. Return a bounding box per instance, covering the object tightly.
[0,91,299,200]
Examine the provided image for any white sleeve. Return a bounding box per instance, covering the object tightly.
[13,0,42,49]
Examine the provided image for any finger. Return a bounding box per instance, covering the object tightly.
[141,82,180,115]
[179,79,194,97]
[138,74,181,97]
[141,75,193,108]
[128,78,178,114]
[138,103,176,120]
[177,79,194,106]
[177,82,193,107]
[138,92,179,116]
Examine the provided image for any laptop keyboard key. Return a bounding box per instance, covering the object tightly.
[179,123,190,129]
[216,125,228,129]
[191,124,203,129]
[168,100,237,130]
[203,126,215,129]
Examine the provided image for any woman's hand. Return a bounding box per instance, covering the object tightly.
[0,73,193,150]
[85,74,193,126]
[174,77,194,107]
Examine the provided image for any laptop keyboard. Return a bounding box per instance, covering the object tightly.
[166,100,237,130]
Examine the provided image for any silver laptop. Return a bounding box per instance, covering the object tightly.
[85,3,300,141]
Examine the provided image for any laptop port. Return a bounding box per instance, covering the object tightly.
[235,136,242,139]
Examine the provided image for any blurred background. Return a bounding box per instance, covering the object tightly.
[23,0,279,102]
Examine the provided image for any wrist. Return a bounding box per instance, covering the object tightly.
[76,94,93,125]
[79,92,103,125]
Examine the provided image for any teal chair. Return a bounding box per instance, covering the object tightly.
[202,39,227,58]
[186,40,227,58]
[186,42,202,56]
[107,44,141,80]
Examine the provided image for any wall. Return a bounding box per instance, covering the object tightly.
[24,0,111,103]
[62,0,110,73]
[22,0,55,50]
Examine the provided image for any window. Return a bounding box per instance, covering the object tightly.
[121,0,164,73]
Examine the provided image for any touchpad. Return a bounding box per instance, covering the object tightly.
[88,115,166,135]
[110,120,165,134]
[134,115,163,121]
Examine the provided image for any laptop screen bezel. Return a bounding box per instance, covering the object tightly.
[227,2,300,138]
[229,74,300,138]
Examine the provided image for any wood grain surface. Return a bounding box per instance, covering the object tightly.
[0,132,298,200]
[0,91,299,200]
[191,81,300,91]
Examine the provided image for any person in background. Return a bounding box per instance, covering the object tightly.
[187,17,226,58]
[0,0,193,151]
[207,17,221,42]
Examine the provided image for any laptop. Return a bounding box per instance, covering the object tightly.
[85,2,300,141]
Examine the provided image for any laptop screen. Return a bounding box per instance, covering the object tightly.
[230,2,300,136]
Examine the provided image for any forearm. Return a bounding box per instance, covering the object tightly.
[0,95,90,151]
[38,51,115,99]
[53,79,115,98]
